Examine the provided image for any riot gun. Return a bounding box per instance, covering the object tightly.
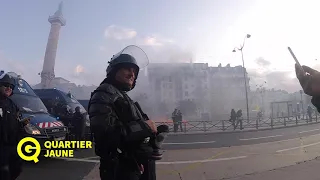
[134,102,169,160]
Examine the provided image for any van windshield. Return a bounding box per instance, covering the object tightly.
[10,94,48,113]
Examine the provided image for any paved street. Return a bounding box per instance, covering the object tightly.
[165,122,320,149]
[17,149,97,180]
[17,123,320,180]
[225,157,320,180]
[156,134,320,180]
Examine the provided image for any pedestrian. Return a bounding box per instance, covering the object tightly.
[0,71,28,180]
[176,110,183,132]
[235,109,243,130]
[257,110,262,122]
[229,109,237,129]
[88,46,165,180]
[172,109,178,132]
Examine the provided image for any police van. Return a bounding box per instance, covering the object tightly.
[33,88,91,139]
[7,72,68,146]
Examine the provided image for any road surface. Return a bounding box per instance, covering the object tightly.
[17,123,320,180]
[164,122,320,149]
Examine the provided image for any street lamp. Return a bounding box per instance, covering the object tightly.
[256,81,267,112]
[233,34,251,123]
[299,90,304,118]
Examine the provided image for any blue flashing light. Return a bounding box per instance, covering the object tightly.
[56,116,60,120]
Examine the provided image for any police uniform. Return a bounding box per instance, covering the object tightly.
[0,72,24,180]
[88,52,157,180]
[72,107,86,141]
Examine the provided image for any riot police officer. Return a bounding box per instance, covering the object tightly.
[72,106,86,141]
[0,71,26,180]
[88,46,162,180]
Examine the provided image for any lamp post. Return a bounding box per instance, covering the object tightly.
[256,81,267,112]
[299,90,304,118]
[233,34,251,123]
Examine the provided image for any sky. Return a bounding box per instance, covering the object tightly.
[1,0,320,92]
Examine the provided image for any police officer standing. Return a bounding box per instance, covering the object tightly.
[0,71,26,180]
[88,46,160,180]
[72,106,86,141]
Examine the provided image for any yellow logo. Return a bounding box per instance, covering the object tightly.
[17,137,41,163]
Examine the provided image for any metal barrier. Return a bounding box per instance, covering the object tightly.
[155,114,320,133]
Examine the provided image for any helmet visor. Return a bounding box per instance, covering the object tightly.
[110,45,149,70]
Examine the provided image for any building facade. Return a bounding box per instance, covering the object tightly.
[147,62,250,120]
[208,64,250,120]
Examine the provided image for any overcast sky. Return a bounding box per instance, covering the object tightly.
[1,0,320,92]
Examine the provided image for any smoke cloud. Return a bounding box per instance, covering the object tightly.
[142,45,194,63]
[255,57,271,68]
[248,57,301,92]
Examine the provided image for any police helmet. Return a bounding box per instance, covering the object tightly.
[0,70,15,89]
[106,45,149,91]
[106,53,140,79]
